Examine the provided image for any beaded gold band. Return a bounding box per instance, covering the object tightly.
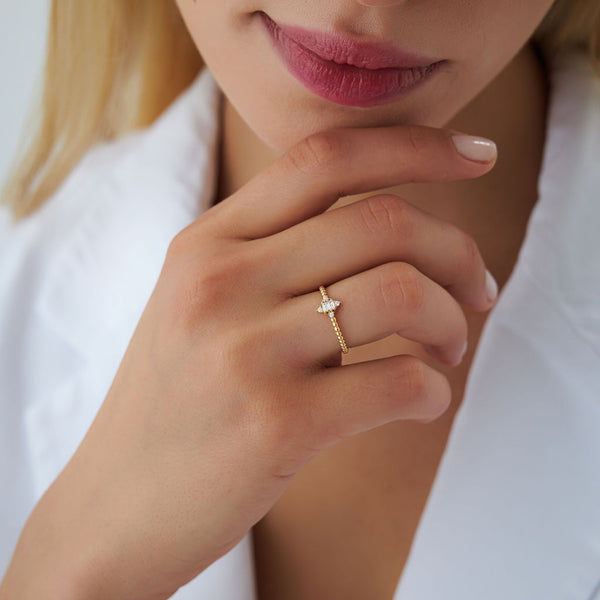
[316,285,348,354]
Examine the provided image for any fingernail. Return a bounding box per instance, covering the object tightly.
[451,134,497,163]
[450,340,468,366]
[486,269,498,302]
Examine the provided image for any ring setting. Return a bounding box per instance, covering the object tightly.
[316,285,348,354]
[317,298,340,317]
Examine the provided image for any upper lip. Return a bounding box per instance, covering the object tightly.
[259,12,441,70]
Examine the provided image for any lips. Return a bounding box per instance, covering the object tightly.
[258,12,446,108]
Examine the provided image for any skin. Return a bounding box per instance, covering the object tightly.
[176,0,554,152]
[175,1,554,597]
[0,129,497,600]
[0,1,554,599]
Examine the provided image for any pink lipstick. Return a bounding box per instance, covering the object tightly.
[258,12,446,108]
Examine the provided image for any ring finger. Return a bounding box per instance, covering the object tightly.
[279,261,468,367]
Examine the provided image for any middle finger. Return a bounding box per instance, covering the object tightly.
[262,193,494,312]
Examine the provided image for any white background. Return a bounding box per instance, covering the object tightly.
[0,1,49,188]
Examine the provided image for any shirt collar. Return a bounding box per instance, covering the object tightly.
[36,67,223,362]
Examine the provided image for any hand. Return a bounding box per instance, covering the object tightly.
[0,126,497,600]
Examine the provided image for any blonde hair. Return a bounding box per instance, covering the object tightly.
[2,0,600,221]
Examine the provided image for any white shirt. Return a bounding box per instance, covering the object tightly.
[1,47,599,599]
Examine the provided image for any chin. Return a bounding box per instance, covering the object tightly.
[217,57,464,155]
[238,101,454,156]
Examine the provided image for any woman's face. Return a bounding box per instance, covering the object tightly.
[175,0,555,153]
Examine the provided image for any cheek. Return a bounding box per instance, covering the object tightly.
[444,0,555,115]
[459,0,554,72]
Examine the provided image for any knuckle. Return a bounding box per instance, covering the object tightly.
[172,268,223,327]
[166,227,195,264]
[393,355,452,421]
[405,125,430,156]
[193,261,230,296]
[396,356,430,402]
[378,262,425,314]
[174,249,255,325]
[360,194,415,238]
[286,131,343,175]
[458,231,482,274]
[167,220,218,266]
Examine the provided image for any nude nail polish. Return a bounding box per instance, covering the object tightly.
[452,134,497,162]
[486,269,499,302]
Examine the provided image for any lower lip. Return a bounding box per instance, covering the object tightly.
[259,14,445,108]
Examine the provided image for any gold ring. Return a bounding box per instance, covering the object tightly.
[316,285,348,354]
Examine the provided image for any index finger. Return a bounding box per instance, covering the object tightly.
[207,125,497,239]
